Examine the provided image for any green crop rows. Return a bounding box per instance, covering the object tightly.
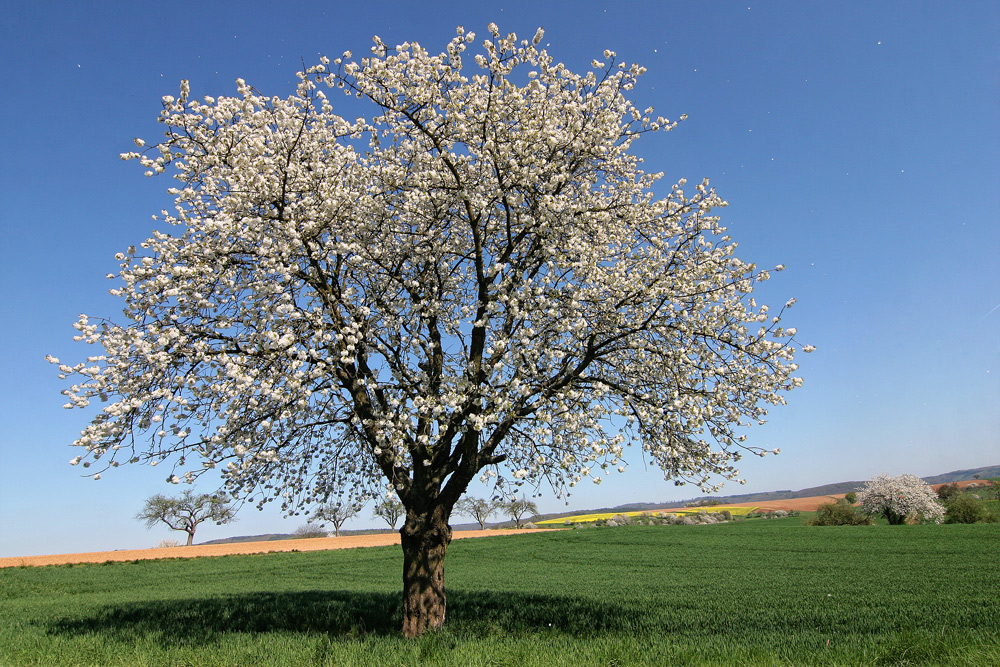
[2,519,998,666]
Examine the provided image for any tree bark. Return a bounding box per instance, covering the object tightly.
[186,531,194,546]
[400,508,452,637]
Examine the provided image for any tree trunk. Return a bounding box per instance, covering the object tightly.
[186,531,194,546]
[400,508,452,637]
[886,511,906,525]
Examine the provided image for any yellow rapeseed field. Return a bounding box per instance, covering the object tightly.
[535,505,759,525]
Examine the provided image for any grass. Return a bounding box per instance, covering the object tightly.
[2,520,998,666]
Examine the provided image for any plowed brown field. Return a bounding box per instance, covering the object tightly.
[0,529,541,568]
[739,494,848,512]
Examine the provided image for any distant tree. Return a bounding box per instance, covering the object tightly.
[502,497,539,528]
[293,524,328,538]
[310,503,360,537]
[373,497,406,529]
[936,483,961,501]
[455,497,501,529]
[844,491,857,504]
[943,495,997,524]
[135,490,238,546]
[988,478,1000,501]
[858,474,945,525]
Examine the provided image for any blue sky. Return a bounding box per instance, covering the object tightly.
[1,1,997,558]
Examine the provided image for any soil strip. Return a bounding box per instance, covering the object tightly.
[0,529,541,568]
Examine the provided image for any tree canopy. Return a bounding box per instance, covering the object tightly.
[53,25,807,635]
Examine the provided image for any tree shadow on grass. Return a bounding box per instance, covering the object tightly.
[46,589,643,645]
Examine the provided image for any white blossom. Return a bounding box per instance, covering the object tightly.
[53,25,806,517]
[858,473,945,524]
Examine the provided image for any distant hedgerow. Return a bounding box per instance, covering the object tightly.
[810,502,873,526]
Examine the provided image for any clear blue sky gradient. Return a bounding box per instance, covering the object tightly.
[1,1,997,557]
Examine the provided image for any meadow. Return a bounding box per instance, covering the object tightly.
[2,518,998,666]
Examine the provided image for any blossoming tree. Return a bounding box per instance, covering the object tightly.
[858,473,945,525]
[309,501,360,537]
[51,26,808,636]
[373,496,405,529]
[455,496,501,530]
[134,490,237,546]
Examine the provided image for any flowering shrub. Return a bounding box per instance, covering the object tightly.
[858,474,945,524]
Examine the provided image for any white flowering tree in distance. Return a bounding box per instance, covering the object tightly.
[858,473,945,525]
[51,26,809,636]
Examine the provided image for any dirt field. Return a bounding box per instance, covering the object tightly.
[0,529,541,569]
[737,494,849,512]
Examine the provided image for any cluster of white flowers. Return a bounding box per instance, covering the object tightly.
[858,473,945,524]
[53,26,807,513]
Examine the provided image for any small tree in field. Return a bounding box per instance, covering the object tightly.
[455,496,500,529]
[936,482,961,501]
[309,502,360,537]
[858,474,945,525]
[135,490,237,546]
[503,497,539,528]
[373,497,405,529]
[51,25,808,636]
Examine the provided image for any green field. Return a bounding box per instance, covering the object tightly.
[2,520,998,666]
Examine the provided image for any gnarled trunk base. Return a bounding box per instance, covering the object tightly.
[400,511,452,637]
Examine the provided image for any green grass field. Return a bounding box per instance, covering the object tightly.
[2,519,998,666]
